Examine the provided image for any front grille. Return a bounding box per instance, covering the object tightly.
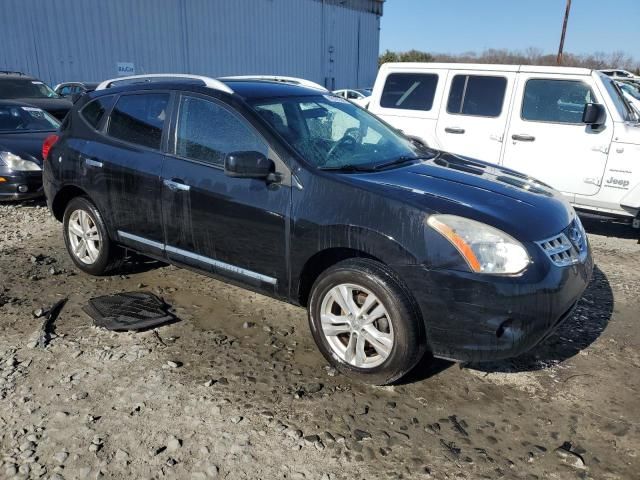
[536,218,588,267]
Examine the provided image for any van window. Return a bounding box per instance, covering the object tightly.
[81,95,116,130]
[107,93,169,149]
[380,73,438,111]
[176,96,267,167]
[447,75,507,117]
[522,79,595,124]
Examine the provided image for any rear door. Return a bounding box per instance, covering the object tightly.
[501,74,613,196]
[88,91,171,253]
[435,71,515,163]
[161,93,290,295]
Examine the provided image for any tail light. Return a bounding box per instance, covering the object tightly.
[42,134,60,161]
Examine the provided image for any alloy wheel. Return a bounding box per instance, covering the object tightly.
[67,209,102,265]
[319,283,394,368]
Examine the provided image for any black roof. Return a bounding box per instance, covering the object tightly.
[91,79,326,101]
[0,73,36,81]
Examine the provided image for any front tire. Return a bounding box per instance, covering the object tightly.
[308,258,426,385]
[63,196,124,275]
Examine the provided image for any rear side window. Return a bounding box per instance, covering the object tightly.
[80,95,115,130]
[522,79,595,124]
[175,96,267,167]
[447,75,507,117]
[380,73,438,111]
[107,93,170,149]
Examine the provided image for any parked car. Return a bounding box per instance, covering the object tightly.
[600,69,638,80]
[0,71,72,121]
[54,82,100,98]
[0,100,60,200]
[43,74,592,385]
[367,63,640,228]
[333,88,372,107]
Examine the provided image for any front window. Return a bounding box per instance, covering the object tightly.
[0,105,60,132]
[522,79,596,124]
[251,94,432,170]
[0,79,61,99]
[175,95,267,167]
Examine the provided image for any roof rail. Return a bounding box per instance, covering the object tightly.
[95,74,234,94]
[0,70,26,76]
[219,75,328,92]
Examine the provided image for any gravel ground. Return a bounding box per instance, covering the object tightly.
[0,200,639,480]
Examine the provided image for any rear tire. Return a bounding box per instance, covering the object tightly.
[308,258,426,385]
[63,196,124,275]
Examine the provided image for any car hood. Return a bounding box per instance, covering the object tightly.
[0,131,54,165]
[13,98,72,119]
[348,152,575,241]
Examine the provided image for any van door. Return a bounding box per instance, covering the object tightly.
[501,74,613,196]
[435,71,515,163]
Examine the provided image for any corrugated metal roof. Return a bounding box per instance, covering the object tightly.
[314,0,384,15]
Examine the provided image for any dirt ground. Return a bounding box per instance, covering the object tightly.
[0,200,639,480]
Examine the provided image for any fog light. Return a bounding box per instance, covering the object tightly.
[0,177,6,183]
[18,185,28,193]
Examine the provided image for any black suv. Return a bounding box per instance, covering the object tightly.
[0,71,72,121]
[43,74,593,384]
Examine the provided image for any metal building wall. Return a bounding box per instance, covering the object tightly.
[0,0,380,89]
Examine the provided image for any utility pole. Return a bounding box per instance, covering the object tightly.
[557,0,572,64]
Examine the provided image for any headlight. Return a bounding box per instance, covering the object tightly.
[0,151,41,171]
[427,214,530,275]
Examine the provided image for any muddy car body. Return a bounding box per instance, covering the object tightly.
[43,74,593,384]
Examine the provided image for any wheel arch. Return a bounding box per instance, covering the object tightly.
[51,184,90,221]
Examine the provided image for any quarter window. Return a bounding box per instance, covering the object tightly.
[80,95,116,130]
[380,73,439,111]
[176,96,267,167]
[447,75,507,117]
[522,79,595,124]
[107,93,169,149]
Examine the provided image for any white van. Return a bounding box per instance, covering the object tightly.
[368,63,640,227]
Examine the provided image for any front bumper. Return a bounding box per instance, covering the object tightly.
[396,250,593,363]
[0,171,44,201]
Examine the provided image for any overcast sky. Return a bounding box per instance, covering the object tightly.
[380,0,640,60]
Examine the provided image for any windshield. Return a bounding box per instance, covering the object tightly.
[250,94,432,170]
[0,105,60,132]
[0,79,61,99]
[599,73,637,122]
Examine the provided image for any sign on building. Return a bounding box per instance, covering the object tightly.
[117,62,135,76]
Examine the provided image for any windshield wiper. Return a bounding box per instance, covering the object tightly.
[318,164,376,172]
[374,155,430,171]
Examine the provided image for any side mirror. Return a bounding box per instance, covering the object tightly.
[582,103,606,126]
[224,151,273,179]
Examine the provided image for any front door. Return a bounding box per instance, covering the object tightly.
[435,70,515,163]
[501,74,613,196]
[161,93,290,295]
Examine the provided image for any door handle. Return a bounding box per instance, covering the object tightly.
[84,158,103,168]
[511,134,536,142]
[163,179,191,192]
[445,127,466,134]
